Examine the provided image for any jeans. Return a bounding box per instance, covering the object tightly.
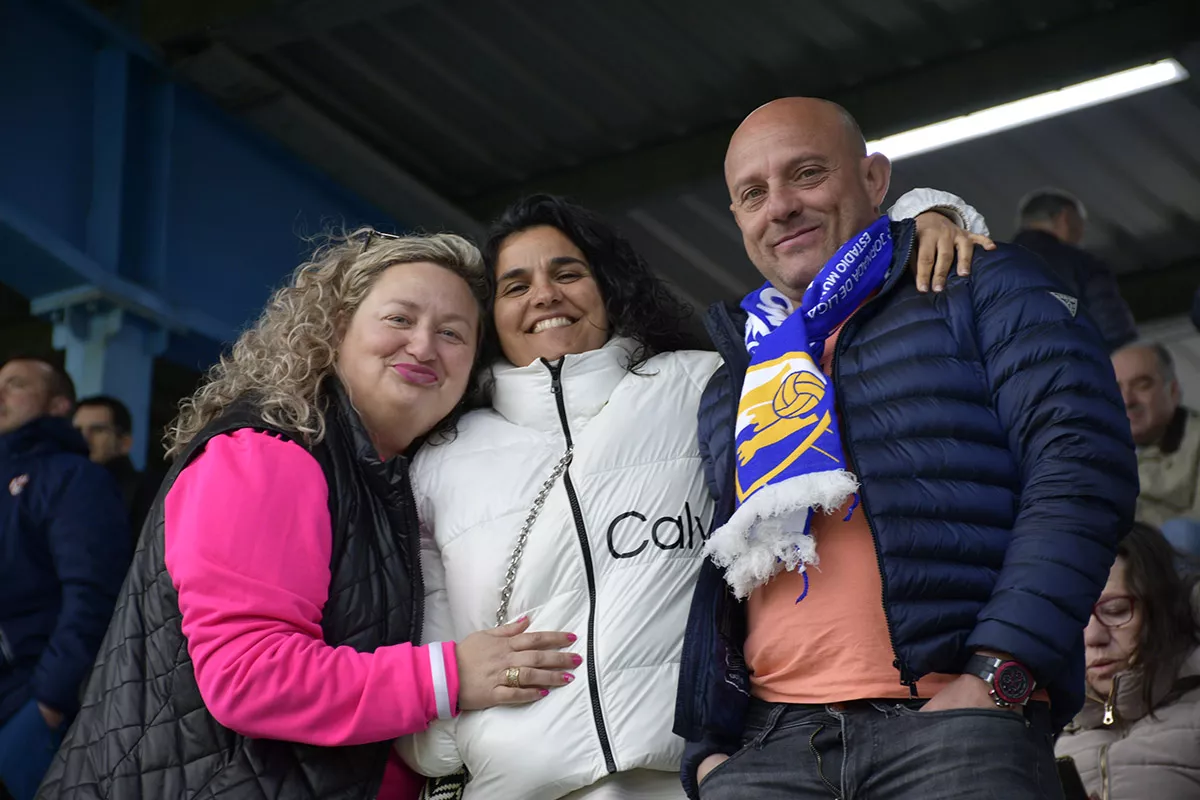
[699,698,1063,800]
[0,700,65,800]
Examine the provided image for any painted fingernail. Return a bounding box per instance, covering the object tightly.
[540,689,549,697]
[516,615,529,624]
[566,633,577,643]
[563,673,575,683]
[571,654,583,666]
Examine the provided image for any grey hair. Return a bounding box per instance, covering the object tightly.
[166,229,488,459]
[1151,342,1177,384]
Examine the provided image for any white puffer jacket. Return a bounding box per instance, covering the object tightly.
[400,341,722,799]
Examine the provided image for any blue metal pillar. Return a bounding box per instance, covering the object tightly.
[86,44,128,272]
[47,304,165,468]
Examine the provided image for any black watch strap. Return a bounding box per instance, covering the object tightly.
[965,654,1034,707]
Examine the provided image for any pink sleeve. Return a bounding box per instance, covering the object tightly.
[164,429,460,746]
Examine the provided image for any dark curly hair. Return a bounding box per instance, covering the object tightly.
[482,194,705,371]
[1117,522,1200,713]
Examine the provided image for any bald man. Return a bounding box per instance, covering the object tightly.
[674,99,1138,799]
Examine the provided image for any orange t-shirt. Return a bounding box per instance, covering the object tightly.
[744,319,956,703]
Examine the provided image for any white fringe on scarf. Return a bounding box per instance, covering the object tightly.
[704,469,859,599]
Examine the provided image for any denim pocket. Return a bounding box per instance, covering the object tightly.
[893,702,1028,725]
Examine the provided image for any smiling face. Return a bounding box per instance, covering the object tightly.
[1084,557,1143,699]
[335,261,479,459]
[492,225,610,367]
[725,98,891,302]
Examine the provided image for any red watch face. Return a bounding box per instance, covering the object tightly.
[994,661,1032,703]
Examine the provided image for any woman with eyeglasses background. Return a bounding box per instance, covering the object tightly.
[1054,522,1200,800]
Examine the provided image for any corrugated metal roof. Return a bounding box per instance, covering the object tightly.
[102,0,1200,318]
[167,0,1194,201]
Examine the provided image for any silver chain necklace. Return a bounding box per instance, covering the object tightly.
[494,446,574,627]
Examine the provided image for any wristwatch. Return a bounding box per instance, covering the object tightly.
[964,654,1035,708]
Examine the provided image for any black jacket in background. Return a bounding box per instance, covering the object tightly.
[1013,229,1137,352]
[103,456,160,547]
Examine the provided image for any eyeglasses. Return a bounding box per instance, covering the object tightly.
[1091,595,1136,628]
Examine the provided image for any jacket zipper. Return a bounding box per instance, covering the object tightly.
[404,473,425,646]
[0,624,14,665]
[1099,743,1111,800]
[1103,675,1119,726]
[831,228,919,696]
[545,359,618,774]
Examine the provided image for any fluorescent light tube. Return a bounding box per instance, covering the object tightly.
[869,59,1188,161]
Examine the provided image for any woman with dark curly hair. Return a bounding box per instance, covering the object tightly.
[399,192,992,799]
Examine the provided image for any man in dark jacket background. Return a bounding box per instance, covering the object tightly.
[0,357,129,800]
[1013,188,1138,352]
[73,395,159,545]
[674,98,1138,799]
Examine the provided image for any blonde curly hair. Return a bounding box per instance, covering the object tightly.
[166,229,488,459]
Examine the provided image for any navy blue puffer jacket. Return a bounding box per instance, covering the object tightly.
[673,220,1138,798]
[0,416,129,726]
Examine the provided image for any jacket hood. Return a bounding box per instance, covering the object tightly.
[0,415,89,461]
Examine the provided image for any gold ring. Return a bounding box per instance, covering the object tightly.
[504,667,522,688]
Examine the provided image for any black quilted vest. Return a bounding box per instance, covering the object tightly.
[38,382,422,799]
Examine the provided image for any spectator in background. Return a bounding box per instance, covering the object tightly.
[1055,522,1200,799]
[1014,188,1137,352]
[0,357,129,800]
[73,396,158,542]
[1112,343,1200,556]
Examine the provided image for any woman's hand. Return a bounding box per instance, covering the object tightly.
[456,616,579,710]
[913,211,995,293]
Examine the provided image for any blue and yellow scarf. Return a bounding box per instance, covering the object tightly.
[706,216,894,598]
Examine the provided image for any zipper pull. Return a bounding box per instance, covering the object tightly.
[545,359,563,393]
[1103,677,1119,726]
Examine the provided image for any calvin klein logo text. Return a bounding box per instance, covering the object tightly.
[606,502,710,559]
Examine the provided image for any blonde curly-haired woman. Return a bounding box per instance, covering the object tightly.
[37,231,576,800]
